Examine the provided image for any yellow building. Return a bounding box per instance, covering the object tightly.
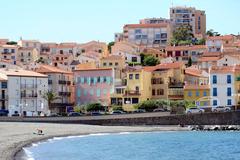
[100,55,125,79]
[184,84,210,106]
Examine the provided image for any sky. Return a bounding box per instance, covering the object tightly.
[0,0,239,43]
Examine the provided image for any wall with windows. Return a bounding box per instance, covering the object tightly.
[74,69,114,106]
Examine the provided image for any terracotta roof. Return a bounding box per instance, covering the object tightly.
[184,84,210,90]
[101,55,124,60]
[36,65,72,74]
[124,23,168,29]
[18,47,35,50]
[207,35,233,41]
[185,68,204,77]
[74,67,112,71]
[210,66,236,74]
[143,62,184,72]
[202,52,222,57]
[165,45,206,51]
[198,56,220,62]
[0,69,47,77]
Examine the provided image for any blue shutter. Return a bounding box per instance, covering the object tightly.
[77,88,81,97]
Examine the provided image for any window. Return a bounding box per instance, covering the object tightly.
[213,88,217,96]
[1,82,7,88]
[103,63,107,66]
[132,57,137,62]
[135,74,139,79]
[77,89,81,97]
[97,77,101,83]
[155,34,161,40]
[135,29,142,34]
[212,75,217,84]
[227,87,232,96]
[213,100,217,106]
[188,91,192,97]
[152,89,156,96]
[227,75,231,84]
[28,52,31,56]
[89,89,94,95]
[96,89,101,97]
[103,89,107,95]
[135,35,142,40]
[11,49,15,53]
[196,91,200,97]
[115,62,118,66]
[84,89,87,96]
[129,74,133,80]
[227,99,232,106]
[142,35,148,39]
[135,86,139,92]
[69,50,73,53]
[203,91,207,96]
[109,62,113,66]
[132,98,139,104]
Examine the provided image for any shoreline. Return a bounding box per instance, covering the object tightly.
[0,122,189,160]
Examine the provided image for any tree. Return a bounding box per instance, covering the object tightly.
[143,55,159,66]
[111,105,123,111]
[134,100,158,112]
[140,53,146,64]
[42,91,60,108]
[206,29,221,37]
[195,38,206,45]
[108,42,115,53]
[36,57,45,63]
[170,25,194,46]
[187,57,192,67]
[6,41,17,45]
[85,103,104,112]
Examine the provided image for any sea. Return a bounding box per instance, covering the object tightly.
[20,131,240,160]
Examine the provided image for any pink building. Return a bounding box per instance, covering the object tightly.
[74,68,114,106]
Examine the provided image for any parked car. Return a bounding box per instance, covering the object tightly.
[12,113,20,117]
[68,112,82,117]
[133,109,146,113]
[91,112,102,116]
[0,110,8,116]
[186,107,204,114]
[111,110,124,115]
[49,113,61,117]
[153,108,166,112]
[212,106,231,112]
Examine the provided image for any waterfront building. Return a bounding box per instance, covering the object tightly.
[36,65,74,114]
[0,69,49,116]
[74,68,114,106]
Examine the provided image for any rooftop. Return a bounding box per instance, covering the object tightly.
[124,23,168,29]
[0,69,47,77]
[36,65,72,74]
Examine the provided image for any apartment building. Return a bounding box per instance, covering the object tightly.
[57,43,78,55]
[18,39,41,51]
[165,45,207,64]
[206,35,235,52]
[36,65,74,113]
[74,68,114,106]
[210,66,237,107]
[41,43,58,55]
[0,69,48,116]
[0,77,8,110]
[17,47,39,65]
[123,23,170,48]
[139,18,170,24]
[78,41,108,58]
[100,55,125,79]
[170,6,206,37]
[0,44,18,65]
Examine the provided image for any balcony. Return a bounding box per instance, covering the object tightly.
[58,80,67,85]
[21,93,38,98]
[0,95,8,100]
[124,90,141,96]
[59,92,71,97]
[168,82,184,88]
[67,81,71,85]
[21,84,37,89]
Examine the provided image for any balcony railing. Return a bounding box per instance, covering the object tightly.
[59,80,67,85]
[0,95,8,100]
[48,80,53,84]
[59,92,71,96]
[168,82,184,88]
[21,93,38,98]
[21,84,37,89]
[124,90,141,96]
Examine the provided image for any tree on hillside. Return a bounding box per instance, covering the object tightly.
[143,55,159,66]
[170,25,194,46]
[187,57,192,67]
[108,42,115,53]
[85,103,104,112]
[42,91,60,109]
[206,29,221,37]
[6,41,17,45]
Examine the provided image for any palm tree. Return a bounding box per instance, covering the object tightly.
[42,91,60,108]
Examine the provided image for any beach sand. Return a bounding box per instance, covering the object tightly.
[0,122,189,160]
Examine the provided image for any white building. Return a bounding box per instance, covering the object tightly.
[217,55,240,67]
[18,39,41,52]
[210,66,236,107]
[0,69,49,116]
[206,35,234,52]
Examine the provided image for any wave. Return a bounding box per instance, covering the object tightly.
[23,148,35,160]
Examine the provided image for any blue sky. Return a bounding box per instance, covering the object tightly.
[0,0,239,43]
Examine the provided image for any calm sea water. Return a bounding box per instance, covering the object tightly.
[23,131,240,160]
